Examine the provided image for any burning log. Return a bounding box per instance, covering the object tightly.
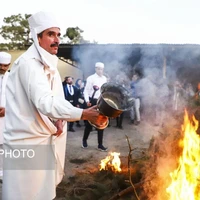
[166,110,200,199]
[140,109,200,200]
[98,135,147,200]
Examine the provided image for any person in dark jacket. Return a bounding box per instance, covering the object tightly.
[63,76,81,132]
[75,78,87,127]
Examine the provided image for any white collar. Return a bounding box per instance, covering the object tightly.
[31,27,58,73]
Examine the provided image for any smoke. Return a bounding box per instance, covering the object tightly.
[71,43,200,120]
[72,44,140,81]
[71,44,200,82]
[140,116,185,200]
[70,43,200,198]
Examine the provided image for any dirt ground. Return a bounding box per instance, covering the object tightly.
[63,116,159,177]
[54,111,176,200]
[0,112,176,200]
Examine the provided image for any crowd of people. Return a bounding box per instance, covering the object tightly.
[61,65,200,131]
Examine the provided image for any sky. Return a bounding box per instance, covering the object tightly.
[1,0,200,44]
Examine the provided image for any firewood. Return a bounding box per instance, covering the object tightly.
[108,181,145,200]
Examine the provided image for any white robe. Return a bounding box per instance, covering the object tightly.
[2,45,83,200]
[0,71,9,145]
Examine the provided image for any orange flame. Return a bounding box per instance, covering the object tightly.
[99,152,122,172]
[166,110,200,199]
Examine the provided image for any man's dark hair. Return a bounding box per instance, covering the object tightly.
[37,32,44,38]
[65,76,74,82]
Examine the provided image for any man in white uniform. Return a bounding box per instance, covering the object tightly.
[0,52,11,178]
[82,62,108,151]
[2,11,106,200]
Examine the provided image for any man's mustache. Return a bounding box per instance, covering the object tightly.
[0,69,6,74]
[50,43,59,47]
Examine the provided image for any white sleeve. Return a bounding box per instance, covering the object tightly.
[83,76,93,103]
[19,59,83,120]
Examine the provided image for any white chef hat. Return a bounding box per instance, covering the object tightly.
[28,11,60,34]
[0,52,11,65]
[95,62,104,68]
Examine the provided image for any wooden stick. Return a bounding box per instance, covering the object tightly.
[108,181,145,200]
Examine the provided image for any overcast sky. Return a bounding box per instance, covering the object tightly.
[1,0,200,44]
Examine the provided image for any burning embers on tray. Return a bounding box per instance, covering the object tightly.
[99,152,122,173]
[166,110,200,200]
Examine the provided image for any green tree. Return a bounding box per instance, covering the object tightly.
[0,14,31,50]
[63,26,89,44]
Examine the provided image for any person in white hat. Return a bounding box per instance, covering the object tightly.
[82,62,108,151]
[0,52,11,179]
[2,11,106,200]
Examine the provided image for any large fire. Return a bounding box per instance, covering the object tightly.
[166,110,200,199]
[99,152,121,172]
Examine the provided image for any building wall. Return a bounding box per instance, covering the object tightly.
[57,59,83,82]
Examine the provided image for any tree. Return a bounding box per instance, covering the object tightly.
[0,14,31,50]
[0,14,91,50]
[63,26,89,44]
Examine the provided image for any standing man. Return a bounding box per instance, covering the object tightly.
[0,52,11,178]
[63,76,80,132]
[0,52,11,144]
[115,75,126,129]
[82,62,108,151]
[2,11,106,200]
[129,73,141,125]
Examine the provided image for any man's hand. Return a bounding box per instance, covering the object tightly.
[0,107,5,117]
[81,105,108,126]
[86,101,92,107]
[54,120,63,136]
